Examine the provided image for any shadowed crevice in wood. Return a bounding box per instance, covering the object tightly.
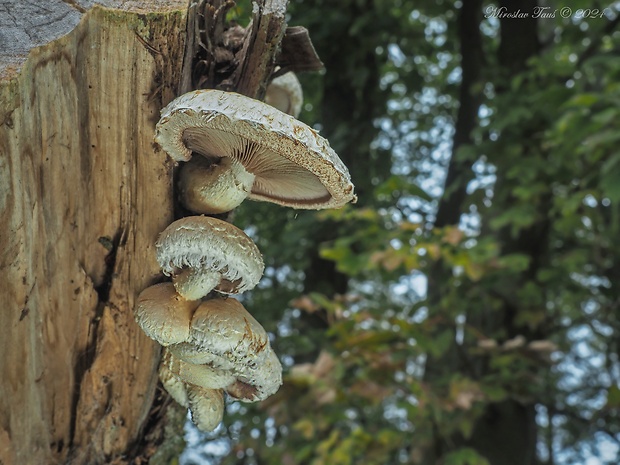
[68,227,122,452]
[94,229,123,303]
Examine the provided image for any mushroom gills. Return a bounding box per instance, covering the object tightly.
[183,126,332,205]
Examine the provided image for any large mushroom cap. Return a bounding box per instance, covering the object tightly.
[155,89,356,210]
[155,216,264,299]
[189,297,271,359]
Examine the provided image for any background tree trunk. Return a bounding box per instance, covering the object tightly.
[0,2,186,463]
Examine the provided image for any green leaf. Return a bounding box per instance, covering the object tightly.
[444,447,491,465]
[606,385,620,408]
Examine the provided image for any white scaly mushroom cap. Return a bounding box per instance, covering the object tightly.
[170,297,283,402]
[155,216,264,300]
[265,71,303,118]
[134,283,200,346]
[155,89,356,211]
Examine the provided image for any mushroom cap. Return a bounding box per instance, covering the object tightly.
[190,298,270,358]
[155,216,264,296]
[225,348,282,402]
[265,71,303,118]
[154,89,356,210]
[172,297,283,402]
[134,283,200,346]
[186,384,225,432]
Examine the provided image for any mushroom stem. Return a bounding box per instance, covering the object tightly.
[168,354,237,389]
[173,267,221,300]
[179,156,256,214]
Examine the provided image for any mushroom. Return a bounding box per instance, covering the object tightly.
[164,348,236,389]
[265,71,303,118]
[160,349,225,432]
[186,384,225,432]
[155,89,356,214]
[155,216,264,300]
[168,297,283,402]
[159,350,190,407]
[134,282,200,346]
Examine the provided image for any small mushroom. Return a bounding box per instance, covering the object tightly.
[134,282,200,346]
[186,384,225,432]
[164,348,236,389]
[160,349,225,432]
[155,216,264,300]
[265,71,303,118]
[155,89,356,214]
[159,349,190,407]
[169,297,283,402]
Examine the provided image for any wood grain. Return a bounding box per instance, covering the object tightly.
[0,2,186,463]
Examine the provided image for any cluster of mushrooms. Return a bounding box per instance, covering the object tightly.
[134,73,356,432]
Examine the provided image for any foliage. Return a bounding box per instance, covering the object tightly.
[183,1,620,464]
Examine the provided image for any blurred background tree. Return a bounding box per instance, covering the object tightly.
[182,1,620,464]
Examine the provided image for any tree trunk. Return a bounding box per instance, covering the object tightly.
[1,0,291,462]
[423,0,542,463]
[0,2,186,464]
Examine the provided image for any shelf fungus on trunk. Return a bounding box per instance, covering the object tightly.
[168,297,283,403]
[155,216,264,300]
[154,89,357,214]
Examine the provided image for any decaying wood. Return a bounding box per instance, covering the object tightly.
[0,2,186,464]
[0,0,307,463]
[230,0,288,98]
[181,0,289,98]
